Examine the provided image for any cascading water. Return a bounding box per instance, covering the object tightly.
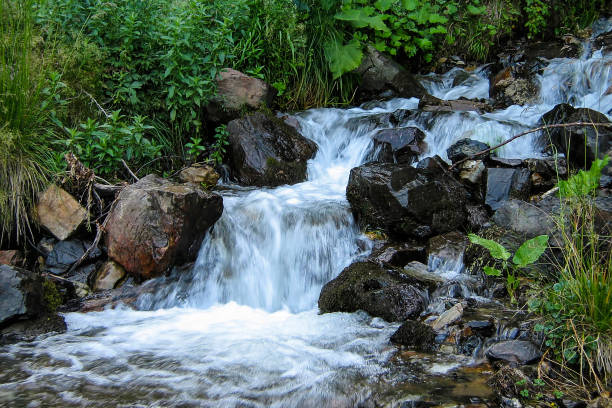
[2,25,612,408]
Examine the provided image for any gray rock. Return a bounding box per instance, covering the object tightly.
[486,340,542,365]
[493,199,555,238]
[485,168,531,211]
[403,261,444,289]
[432,303,464,331]
[227,112,317,187]
[45,239,101,275]
[372,127,426,164]
[318,262,425,322]
[418,94,492,114]
[0,265,44,326]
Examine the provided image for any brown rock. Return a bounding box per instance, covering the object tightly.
[105,175,223,280]
[206,68,274,121]
[179,165,220,187]
[0,250,24,267]
[93,261,126,291]
[34,185,87,240]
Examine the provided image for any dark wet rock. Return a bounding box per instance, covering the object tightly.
[45,239,102,275]
[354,45,426,102]
[415,155,449,174]
[486,340,542,365]
[370,243,427,267]
[594,31,612,54]
[276,113,302,132]
[428,231,468,273]
[346,162,469,239]
[489,157,524,168]
[318,262,425,322]
[540,104,612,169]
[105,174,223,280]
[0,313,66,345]
[524,157,568,191]
[492,199,555,238]
[418,94,493,114]
[0,265,44,326]
[34,185,88,241]
[466,320,495,337]
[206,68,274,122]
[485,168,532,211]
[0,250,24,267]
[372,127,426,164]
[227,112,317,186]
[390,320,437,352]
[447,139,490,164]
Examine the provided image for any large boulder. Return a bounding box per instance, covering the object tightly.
[346,162,469,239]
[485,168,531,211]
[227,113,318,187]
[206,68,275,122]
[318,262,425,322]
[372,127,426,164]
[105,175,223,280]
[447,138,490,164]
[34,185,87,241]
[492,199,555,238]
[0,265,44,326]
[540,104,612,169]
[354,45,427,102]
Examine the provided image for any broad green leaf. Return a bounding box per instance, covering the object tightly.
[513,235,549,268]
[468,233,511,261]
[484,266,502,276]
[324,38,364,80]
[428,13,447,24]
[335,8,389,31]
[374,0,392,12]
[558,156,610,197]
[402,0,418,11]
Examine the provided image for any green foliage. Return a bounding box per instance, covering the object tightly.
[43,279,62,313]
[469,233,549,302]
[209,125,230,166]
[524,0,550,39]
[61,111,163,178]
[558,156,609,198]
[185,137,206,164]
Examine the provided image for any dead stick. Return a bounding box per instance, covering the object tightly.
[449,122,612,170]
[121,159,140,182]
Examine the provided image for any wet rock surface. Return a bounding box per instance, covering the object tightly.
[418,94,492,113]
[346,162,469,239]
[486,340,542,365]
[372,127,426,164]
[390,320,437,352]
[105,174,223,280]
[492,199,555,238]
[318,262,425,322]
[227,112,318,186]
[447,138,490,164]
[0,265,44,325]
[485,168,531,211]
[45,239,102,275]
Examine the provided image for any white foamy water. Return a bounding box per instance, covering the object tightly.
[2,28,612,407]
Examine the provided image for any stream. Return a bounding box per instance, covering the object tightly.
[1,27,611,408]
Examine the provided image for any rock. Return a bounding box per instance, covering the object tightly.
[354,45,427,102]
[371,244,427,267]
[346,162,469,239]
[318,262,425,322]
[485,168,532,211]
[486,340,542,365]
[489,157,524,168]
[524,157,568,191]
[227,112,317,186]
[45,239,102,275]
[418,94,493,113]
[0,250,24,266]
[34,185,87,241]
[105,174,223,280]
[206,68,274,121]
[372,127,426,164]
[403,261,444,289]
[93,261,126,291]
[447,139,490,164]
[492,199,555,238]
[0,313,66,345]
[459,160,486,185]
[466,204,491,232]
[390,320,437,352]
[501,397,523,408]
[432,303,464,331]
[428,231,468,274]
[540,104,612,169]
[179,165,220,187]
[0,265,44,326]
[594,31,612,54]
[490,67,539,107]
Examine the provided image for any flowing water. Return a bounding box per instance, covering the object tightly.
[2,26,612,408]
